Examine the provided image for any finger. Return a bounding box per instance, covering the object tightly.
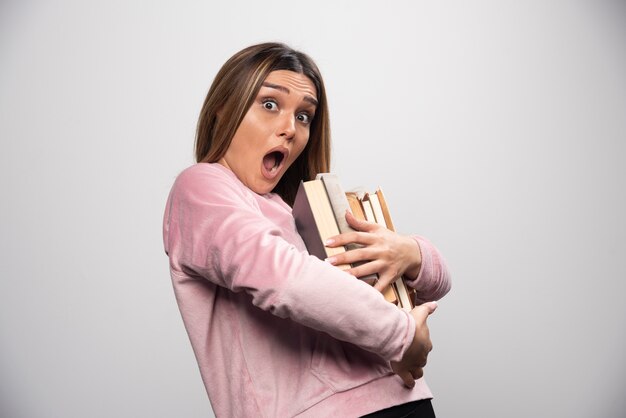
[410,368,424,380]
[343,261,381,279]
[327,248,380,269]
[398,371,416,388]
[422,301,438,314]
[328,248,378,266]
[345,210,379,232]
[392,366,415,388]
[373,272,398,292]
[411,301,438,322]
[417,352,429,368]
[325,231,376,248]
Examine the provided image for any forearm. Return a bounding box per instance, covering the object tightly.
[272,253,416,362]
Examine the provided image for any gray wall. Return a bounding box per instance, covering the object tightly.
[1,1,624,417]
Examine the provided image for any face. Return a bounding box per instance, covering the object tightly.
[219,70,318,195]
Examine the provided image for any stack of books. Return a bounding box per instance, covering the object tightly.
[292,173,415,311]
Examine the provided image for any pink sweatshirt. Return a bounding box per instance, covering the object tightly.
[163,163,451,417]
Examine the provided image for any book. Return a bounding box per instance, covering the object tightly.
[346,192,366,220]
[375,189,396,231]
[344,191,399,305]
[374,189,417,305]
[318,174,378,286]
[293,175,415,310]
[363,191,414,310]
[292,180,350,271]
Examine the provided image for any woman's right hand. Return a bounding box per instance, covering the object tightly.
[391,301,438,388]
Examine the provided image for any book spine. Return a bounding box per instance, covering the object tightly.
[318,174,357,251]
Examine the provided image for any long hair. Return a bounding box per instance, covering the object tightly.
[195,42,331,206]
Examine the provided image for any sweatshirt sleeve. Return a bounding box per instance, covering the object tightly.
[164,165,415,362]
[403,236,452,304]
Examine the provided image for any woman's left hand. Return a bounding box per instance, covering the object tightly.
[325,211,422,291]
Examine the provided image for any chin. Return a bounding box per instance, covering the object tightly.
[251,180,279,195]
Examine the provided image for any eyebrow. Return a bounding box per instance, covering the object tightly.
[262,82,318,107]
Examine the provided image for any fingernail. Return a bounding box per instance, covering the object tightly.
[325,257,336,265]
[324,238,335,246]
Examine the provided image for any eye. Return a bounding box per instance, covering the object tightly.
[262,99,278,111]
[296,112,312,125]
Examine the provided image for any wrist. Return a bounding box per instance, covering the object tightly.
[402,236,422,280]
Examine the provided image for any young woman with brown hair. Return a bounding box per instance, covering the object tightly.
[163,42,450,417]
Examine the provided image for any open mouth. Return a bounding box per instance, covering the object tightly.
[262,150,286,175]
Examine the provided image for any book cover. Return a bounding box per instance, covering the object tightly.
[292,180,350,270]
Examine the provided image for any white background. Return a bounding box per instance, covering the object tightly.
[1,1,625,417]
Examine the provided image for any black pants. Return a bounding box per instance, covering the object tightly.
[360,399,436,418]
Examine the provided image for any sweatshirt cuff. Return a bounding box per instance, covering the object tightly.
[404,236,429,288]
[403,236,451,303]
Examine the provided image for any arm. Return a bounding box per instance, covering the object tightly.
[325,212,451,302]
[164,166,415,362]
[310,207,450,386]
[405,235,451,304]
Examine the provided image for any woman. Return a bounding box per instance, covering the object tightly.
[163,42,451,417]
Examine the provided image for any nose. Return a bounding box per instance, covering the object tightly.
[277,113,296,141]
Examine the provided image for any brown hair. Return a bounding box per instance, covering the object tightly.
[195,42,331,206]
